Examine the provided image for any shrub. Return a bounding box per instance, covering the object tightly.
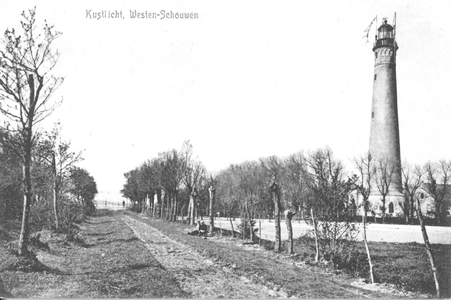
[236,219,258,240]
[28,195,88,234]
[83,198,96,216]
[58,197,86,232]
[29,199,54,232]
[307,219,360,264]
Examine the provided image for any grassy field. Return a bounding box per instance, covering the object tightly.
[359,241,451,296]
[286,236,451,297]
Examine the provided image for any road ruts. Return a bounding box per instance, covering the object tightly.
[122,215,274,299]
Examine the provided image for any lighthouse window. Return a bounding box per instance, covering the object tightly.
[375,52,378,58]
[372,112,374,118]
[374,74,377,81]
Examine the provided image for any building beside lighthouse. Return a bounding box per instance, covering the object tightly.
[368,18,405,217]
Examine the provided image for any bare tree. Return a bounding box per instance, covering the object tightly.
[159,150,183,221]
[423,160,451,225]
[39,125,82,231]
[269,180,282,252]
[283,152,307,254]
[284,152,307,218]
[137,158,162,216]
[260,156,284,252]
[353,153,375,284]
[0,8,63,255]
[231,161,265,241]
[283,204,298,255]
[415,194,441,298]
[208,175,216,233]
[181,140,205,225]
[373,157,396,223]
[310,207,320,262]
[401,162,425,224]
[305,148,357,262]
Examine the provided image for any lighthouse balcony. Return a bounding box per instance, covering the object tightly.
[373,38,398,51]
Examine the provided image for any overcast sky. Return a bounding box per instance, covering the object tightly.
[1,0,450,200]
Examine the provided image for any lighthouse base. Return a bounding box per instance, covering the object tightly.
[367,191,405,218]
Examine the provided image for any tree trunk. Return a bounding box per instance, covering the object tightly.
[285,208,296,255]
[148,193,153,216]
[18,124,33,256]
[229,216,235,238]
[436,202,444,226]
[53,180,59,231]
[363,203,374,283]
[245,199,253,242]
[209,186,215,233]
[311,208,320,262]
[166,192,171,220]
[410,196,415,225]
[259,219,262,246]
[172,191,178,221]
[405,211,409,224]
[242,210,247,240]
[187,201,191,224]
[181,202,187,221]
[248,211,253,242]
[270,182,282,252]
[162,190,166,218]
[52,153,59,231]
[167,193,172,221]
[160,197,164,218]
[189,193,195,225]
[152,192,156,216]
[416,198,440,298]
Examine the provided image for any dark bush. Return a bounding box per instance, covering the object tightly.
[58,198,86,232]
[83,198,97,216]
[29,199,54,232]
[29,196,88,234]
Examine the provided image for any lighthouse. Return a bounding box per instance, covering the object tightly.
[368,18,404,216]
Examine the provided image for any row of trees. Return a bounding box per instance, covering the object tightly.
[353,155,451,225]
[0,8,97,255]
[123,141,451,242]
[0,125,98,231]
[121,141,211,226]
[123,144,449,254]
[215,149,358,256]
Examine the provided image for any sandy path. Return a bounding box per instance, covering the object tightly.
[122,215,279,298]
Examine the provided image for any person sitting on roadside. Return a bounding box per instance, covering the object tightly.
[197,220,208,237]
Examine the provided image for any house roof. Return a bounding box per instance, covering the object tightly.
[417,183,451,208]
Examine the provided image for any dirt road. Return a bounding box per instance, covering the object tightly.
[122,215,274,298]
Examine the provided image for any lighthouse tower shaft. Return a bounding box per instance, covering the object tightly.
[368,19,404,216]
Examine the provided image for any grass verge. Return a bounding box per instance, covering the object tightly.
[127,211,431,298]
[0,210,189,298]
